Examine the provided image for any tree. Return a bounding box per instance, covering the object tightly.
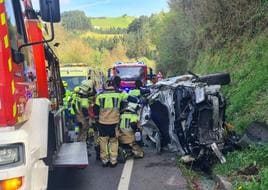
[61,10,92,30]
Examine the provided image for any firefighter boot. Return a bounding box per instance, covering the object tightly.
[130,142,144,158]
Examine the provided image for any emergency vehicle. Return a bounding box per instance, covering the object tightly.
[108,61,153,91]
[60,63,104,91]
[0,1,88,189]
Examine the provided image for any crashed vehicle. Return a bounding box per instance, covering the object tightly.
[140,72,233,166]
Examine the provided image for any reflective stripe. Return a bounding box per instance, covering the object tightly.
[37,22,42,30]
[4,34,9,48]
[120,113,138,130]
[96,92,122,109]
[8,57,12,72]
[99,98,105,108]
[12,102,16,117]
[112,97,119,108]
[1,13,6,25]
[11,80,15,94]
[106,144,109,155]
[124,118,131,129]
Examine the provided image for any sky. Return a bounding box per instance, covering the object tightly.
[32,0,169,17]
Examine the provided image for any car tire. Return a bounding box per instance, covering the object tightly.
[198,73,231,85]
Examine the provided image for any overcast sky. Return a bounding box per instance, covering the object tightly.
[32,0,169,17]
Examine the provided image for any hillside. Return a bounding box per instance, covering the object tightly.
[80,31,122,40]
[193,30,268,133]
[91,16,135,29]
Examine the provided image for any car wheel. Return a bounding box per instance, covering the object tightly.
[198,73,231,85]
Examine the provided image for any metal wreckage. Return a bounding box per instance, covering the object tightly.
[140,72,240,170]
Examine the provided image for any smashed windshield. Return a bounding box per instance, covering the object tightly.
[62,76,87,90]
[116,66,145,81]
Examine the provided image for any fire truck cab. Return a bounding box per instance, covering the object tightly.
[0,1,88,189]
[108,61,153,91]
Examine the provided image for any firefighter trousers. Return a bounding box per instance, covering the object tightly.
[119,132,144,158]
[129,142,144,158]
[76,108,91,142]
[98,125,118,164]
[99,136,118,165]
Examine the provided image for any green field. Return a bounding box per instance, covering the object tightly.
[91,16,135,29]
[80,31,122,40]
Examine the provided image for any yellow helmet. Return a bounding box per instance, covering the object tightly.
[63,81,68,87]
[74,86,80,93]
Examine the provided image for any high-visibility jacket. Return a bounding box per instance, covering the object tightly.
[119,112,138,133]
[73,93,94,112]
[129,89,141,97]
[95,87,129,125]
[68,91,76,115]
[128,89,141,110]
[63,89,72,109]
[80,96,90,108]
[72,93,80,112]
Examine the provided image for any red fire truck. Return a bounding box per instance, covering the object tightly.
[108,61,153,91]
[0,0,88,189]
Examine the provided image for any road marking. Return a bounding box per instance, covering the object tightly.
[118,159,134,190]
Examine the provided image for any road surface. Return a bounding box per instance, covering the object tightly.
[48,145,189,190]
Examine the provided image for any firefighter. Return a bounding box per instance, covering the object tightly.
[71,86,81,135]
[74,77,96,142]
[128,79,150,147]
[119,103,144,158]
[129,80,142,98]
[63,81,73,127]
[63,81,72,108]
[130,79,151,98]
[94,76,134,167]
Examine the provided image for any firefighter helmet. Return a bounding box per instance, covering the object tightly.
[123,102,138,113]
[74,86,80,93]
[63,80,68,87]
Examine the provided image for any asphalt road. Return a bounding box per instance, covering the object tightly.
[48,145,188,190]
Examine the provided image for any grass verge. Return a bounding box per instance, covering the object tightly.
[192,30,268,189]
[213,145,268,190]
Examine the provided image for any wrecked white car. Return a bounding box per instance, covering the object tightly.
[141,72,235,168]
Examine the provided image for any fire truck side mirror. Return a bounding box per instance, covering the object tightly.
[107,68,112,78]
[39,0,61,23]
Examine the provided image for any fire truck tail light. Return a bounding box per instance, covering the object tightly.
[0,143,24,167]
[0,177,23,190]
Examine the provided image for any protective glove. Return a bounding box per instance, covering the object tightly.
[130,122,138,131]
[135,131,142,142]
